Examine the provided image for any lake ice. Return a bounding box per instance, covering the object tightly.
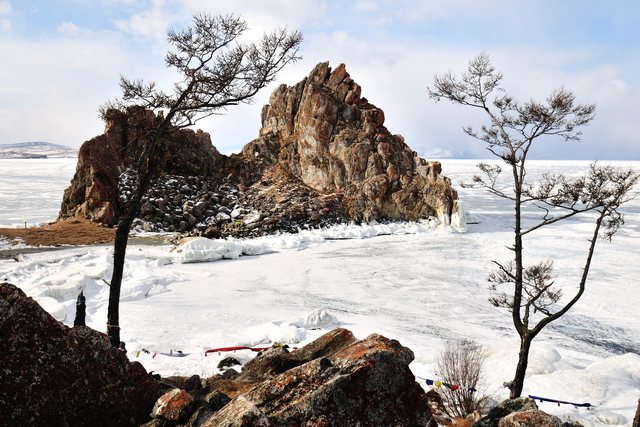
[1,158,639,426]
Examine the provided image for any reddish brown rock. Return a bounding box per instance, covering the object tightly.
[245,61,458,223]
[474,397,540,427]
[151,388,196,423]
[157,328,431,426]
[0,282,162,426]
[498,409,562,426]
[60,62,459,233]
[59,106,223,226]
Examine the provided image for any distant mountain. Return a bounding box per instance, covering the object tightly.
[0,142,78,159]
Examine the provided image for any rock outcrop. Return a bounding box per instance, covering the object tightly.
[145,328,432,426]
[59,107,223,226]
[244,62,457,223]
[0,282,162,426]
[472,397,566,427]
[59,62,459,236]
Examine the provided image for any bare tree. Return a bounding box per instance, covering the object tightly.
[435,339,488,419]
[428,53,639,398]
[100,13,302,347]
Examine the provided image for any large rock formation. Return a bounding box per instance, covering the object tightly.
[59,107,223,226]
[0,282,162,426]
[145,328,432,426]
[59,62,459,236]
[243,62,457,222]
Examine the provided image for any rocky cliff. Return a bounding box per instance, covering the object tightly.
[59,62,459,236]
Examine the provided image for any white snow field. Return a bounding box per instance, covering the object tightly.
[1,159,639,426]
[0,158,77,228]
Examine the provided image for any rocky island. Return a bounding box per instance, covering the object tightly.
[59,62,460,237]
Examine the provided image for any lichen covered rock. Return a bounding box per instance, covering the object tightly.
[0,282,162,426]
[148,328,431,426]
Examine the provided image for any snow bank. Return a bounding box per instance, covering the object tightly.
[302,308,340,330]
[173,219,454,264]
[173,237,272,263]
[34,296,66,322]
[236,309,341,346]
[240,321,307,346]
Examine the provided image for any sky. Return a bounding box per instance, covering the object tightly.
[0,1,638,160]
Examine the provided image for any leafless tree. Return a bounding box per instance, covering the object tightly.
[100,13,302,347]
[428,53,639,398]
[435,339,489,419]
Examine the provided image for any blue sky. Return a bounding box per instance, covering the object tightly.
[0,1,638,159]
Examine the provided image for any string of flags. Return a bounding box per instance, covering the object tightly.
[415,376,477,393]
[135,343,298,359]
[528,395,593,409]
[204,346,271,356]
[204,343,296,356]
[135,348,188,359]
[132,350,596,412]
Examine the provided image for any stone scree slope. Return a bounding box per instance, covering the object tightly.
[59,62,459,237]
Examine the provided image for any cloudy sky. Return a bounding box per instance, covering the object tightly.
[0,1,638,159]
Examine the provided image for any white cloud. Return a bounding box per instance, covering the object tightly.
[0,0,637,161]
[0,1,11,15]
[57,21,80,36]
[0,31,136,146]
[0,0,11,32]
[356,1,378,12]
[113,0,176,43]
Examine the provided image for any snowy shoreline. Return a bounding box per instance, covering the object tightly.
[2,159,640,425]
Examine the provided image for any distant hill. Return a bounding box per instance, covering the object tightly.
[0,142,78,159]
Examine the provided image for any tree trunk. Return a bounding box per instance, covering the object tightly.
[510,334,533,399]
[106,207,138,347]
[633,398,640,427]
[106,155,158,347]
[73,291,86,327]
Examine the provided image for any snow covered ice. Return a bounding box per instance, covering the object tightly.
[1,159,640,425]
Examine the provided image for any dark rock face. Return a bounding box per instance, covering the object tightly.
[59,106,223,226]
[0,282,162,426]
[59,63,459,235]
[147,328,431,426]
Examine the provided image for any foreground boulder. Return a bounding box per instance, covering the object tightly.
[0,282,162,426]
[148,328,432,426]
[59,62,459,236]
[472,397,564,427]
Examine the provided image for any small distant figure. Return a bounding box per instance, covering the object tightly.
[73,291,86,326]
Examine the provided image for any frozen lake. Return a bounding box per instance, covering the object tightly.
[1,158,640,425]
[0,158,77,227]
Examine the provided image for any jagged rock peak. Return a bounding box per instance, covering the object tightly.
[243,61,459,222]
